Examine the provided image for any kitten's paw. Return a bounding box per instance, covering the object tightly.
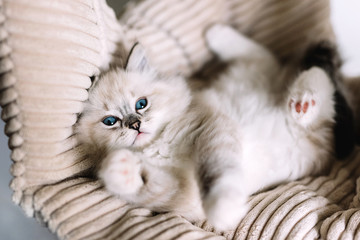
[205,24,250,61]
[289,92,318,127]
[99,149,144,196]
[205,24,236,49]
[288,67,335,128]
[204,190,248,231]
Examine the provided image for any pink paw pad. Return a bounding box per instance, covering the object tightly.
[290,99,316,114]
[125,176,133,185]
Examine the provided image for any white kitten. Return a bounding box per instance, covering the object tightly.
[76,25,335,230]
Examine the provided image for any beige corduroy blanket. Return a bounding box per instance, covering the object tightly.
[1,0,360,239]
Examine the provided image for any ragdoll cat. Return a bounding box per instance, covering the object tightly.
[76,24,336,230]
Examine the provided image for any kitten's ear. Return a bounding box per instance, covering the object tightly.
[88,74,99,93]
[125,43,152,72]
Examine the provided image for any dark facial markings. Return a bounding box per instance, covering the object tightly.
[102,102,109,111]
[123,114,141,131]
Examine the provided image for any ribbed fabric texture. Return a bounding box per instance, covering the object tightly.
[0,0,359,239]
[0,0,125,215]
[121,0,334,76]
[31,149,360,240]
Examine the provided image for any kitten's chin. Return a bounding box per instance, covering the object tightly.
[132,132,152,147]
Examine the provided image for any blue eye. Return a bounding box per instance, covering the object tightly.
[102,116,118,126]
[135,98,148,110]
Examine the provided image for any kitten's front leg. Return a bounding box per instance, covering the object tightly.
[206,24,266,61]
[98,148,201,220]
[99,149,144,197]
[205,24,278,75]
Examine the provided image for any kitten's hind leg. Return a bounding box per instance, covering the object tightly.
[196,119,249,231]
[202,170,249,231]
[288,67,335,129]
[302,41,356,159]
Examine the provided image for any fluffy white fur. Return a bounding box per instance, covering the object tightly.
[76,25,336,231]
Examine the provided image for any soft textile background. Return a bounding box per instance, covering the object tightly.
[331,0,360,77]
[0,1,359,239]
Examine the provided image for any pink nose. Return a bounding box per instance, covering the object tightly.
[129,120,141,131]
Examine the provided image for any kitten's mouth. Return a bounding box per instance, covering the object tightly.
[132,131,146,145]
[136,129,144,137]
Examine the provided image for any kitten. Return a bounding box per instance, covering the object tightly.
[76,25,336,230]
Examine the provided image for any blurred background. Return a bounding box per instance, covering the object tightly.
[0,1,359,239]
[331,0,360,77]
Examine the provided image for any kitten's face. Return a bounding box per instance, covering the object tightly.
[76,45,191,151]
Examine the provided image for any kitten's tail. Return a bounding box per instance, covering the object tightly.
[301,41,356,159]
[301,41,342,85]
